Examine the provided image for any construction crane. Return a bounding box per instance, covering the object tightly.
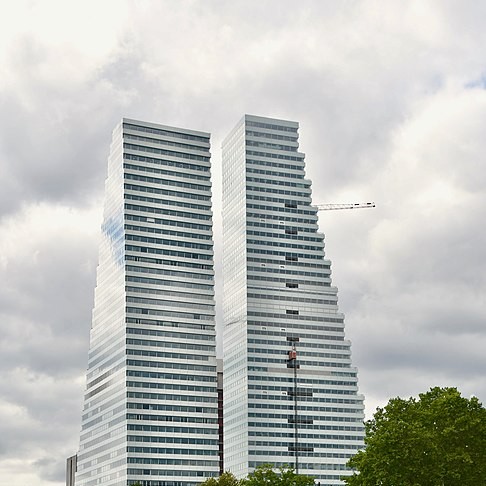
[286,200,375,473]
[315,202,375,211]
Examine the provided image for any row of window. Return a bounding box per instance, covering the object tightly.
[127,337,214,353]
[247,158,303,171]
[128,348,209,362]
[125,142,210,162]
[126,316,214,331]
[247,275,328,287]
[124,177,211,201]
[128,448,217,458]
[248,357,349,368]
[245,129,298,143]
[84,377,117,400]
[127,286,213,304]
[248,265,328,278]
[247,184,309,199]
[247,229,322,243]
[125,255,213,270]
[127,306,212,321]
[125,186,210,208]
[126,203,211,221]
[246,120,298,133]
[125,152,209,173]
[127,436,218,444]
[127,480,211,486]
[126,213,211,232]
[246,149,304,162]
[82,393,125,422]
[246,167,303,180]
[249,436,362,447]
[248,311,343,324]
[77,436,124,463]
[248,328,345,342]
[127,424,217,434]
[127,388,216,403]
[247,292,335,305]
[124,162,210,182]
[248,416,362,425]
[248,347,349,360]
[247,221,316,234]
[250,450,355,461]
[127,344,213,361]
[125,172,209,193]
[123,122,209,143]
[247,247,322,260]
[249,427,363,436]
[124,133,209,154]
[127,413,217,424]
[126,262,213,279]
[126,223,212,242]
[247,211,316,225]
[246,140,297,152]
[127,275,212,291]
[81,402,125,430]
[78,418,125,450]
[126,296,214,312]
[250,407,361,416]
[127,371,215,385]
[127,457,218,466]
[246,176,309,189]
[126,326,215,342]
[248,393,357,405]
[248,338,348,352]
[249,374,357,387]
[86,362,123,390]
[127,469,214,477]
[127,402,218,412]
[127,360,216,373]
[87,348,124,377]
[247,202,316,216]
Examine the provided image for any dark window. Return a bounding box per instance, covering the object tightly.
[285,255,298,262]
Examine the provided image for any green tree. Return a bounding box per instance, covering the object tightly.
[344,387,486,485]
[242,464,315,486]
[202,471,241,486]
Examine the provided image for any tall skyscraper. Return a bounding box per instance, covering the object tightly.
[222,115,365,485]
[76,119,219,486]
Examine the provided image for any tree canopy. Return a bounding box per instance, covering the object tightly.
[243,464,315,486]
[202,471,242,486]
[344,386,486,485]
[202,465,314,486]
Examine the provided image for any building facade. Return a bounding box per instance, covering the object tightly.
[66,455,77,486]
[75,119,219,486]
[221,115,365,485]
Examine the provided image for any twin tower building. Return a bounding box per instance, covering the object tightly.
[74,115,365,486]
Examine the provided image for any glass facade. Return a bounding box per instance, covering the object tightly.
[76,119,219,486]
[222,115,365,485]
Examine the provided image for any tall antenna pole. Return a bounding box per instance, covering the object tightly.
[288,339,299,474]
[293,344,298,474]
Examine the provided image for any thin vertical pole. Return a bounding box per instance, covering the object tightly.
[294,346,298,474]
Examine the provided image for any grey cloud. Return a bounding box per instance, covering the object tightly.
[33,456,66,483]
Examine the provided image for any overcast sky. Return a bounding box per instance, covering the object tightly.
[1,1,486,484]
